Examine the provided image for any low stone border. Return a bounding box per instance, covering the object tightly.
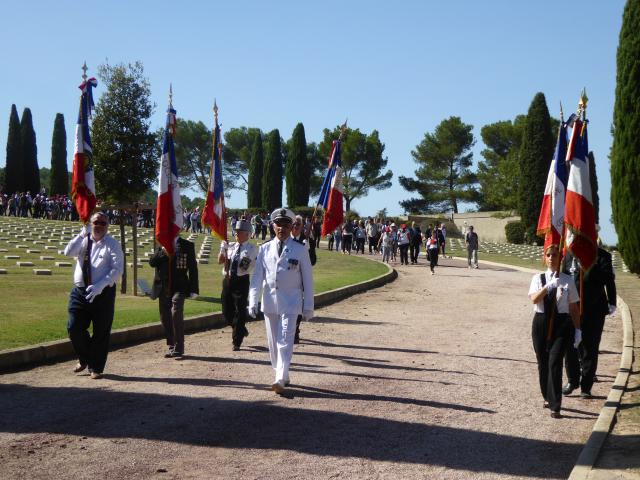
[568,296,634,480]
[0,261,396,372]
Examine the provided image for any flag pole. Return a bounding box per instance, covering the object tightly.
[577,88,588,320]
[81,62,88,226]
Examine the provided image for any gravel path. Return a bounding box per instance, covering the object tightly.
[0,257,622,479]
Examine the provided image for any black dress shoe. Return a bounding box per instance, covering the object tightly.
[550,411,562,419]
[580,391,593,399]
[543,401,550,409]
[232,345,240,351]
[562,383,578,395]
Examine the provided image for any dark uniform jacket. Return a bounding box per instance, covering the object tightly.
[149,237,199,298]
[563,248,616,318]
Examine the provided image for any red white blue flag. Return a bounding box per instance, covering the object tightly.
[317,139,344,236]
[155,100,183,256]
[201,117,227,241]
[71,77,98,223]
[537,120,568,250]
[564,115,597,270]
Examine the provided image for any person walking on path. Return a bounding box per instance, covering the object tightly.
[397,224,411,265]
[562,245,617,398]
[291,215,317,344]
[465,225,479,269]
[218,220,258,351]
[378,227,393,264]
[64,212,124,379]
[409,222,422,264]
[439,223,448,258]
[426,229,439,274]
[248,208,314,394]
[149,236,199,358]
[529,244,581,418]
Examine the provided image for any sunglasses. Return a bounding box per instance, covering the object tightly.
[93,221,107,226]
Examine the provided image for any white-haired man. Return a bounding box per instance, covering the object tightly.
[64,212,124,379]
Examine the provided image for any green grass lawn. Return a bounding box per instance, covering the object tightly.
[0,217,387,350]
[446,242,547,270]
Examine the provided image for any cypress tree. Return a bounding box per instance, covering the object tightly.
[50,113,68,196]
[518,92,554,243]
[4,104,22,194]
[285,123,309,207]
[611,0,640,273]
[262,129,283,211]
[247,131,263,208]
[588,151,599,225]
[20,108,40,194]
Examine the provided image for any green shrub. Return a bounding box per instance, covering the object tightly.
[505,221,526,244]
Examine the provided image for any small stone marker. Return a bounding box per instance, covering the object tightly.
[0,269,7,274]
[55,262,73,267]
[197,259,209,264]
[26,249,41,254]
[5,255,20,259]
[33,269,52,275]
[17,261,35,267]
[44,245,57,250]
[40,256,55,261]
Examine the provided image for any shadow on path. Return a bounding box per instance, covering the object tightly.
[0,383,580,478]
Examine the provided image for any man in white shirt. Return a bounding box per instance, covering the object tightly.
[219,220,258,351]
[64,212,124,379]
[248,208,314,394]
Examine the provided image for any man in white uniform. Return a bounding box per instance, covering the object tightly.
[248,208,314,394]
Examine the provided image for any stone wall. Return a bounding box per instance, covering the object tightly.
[408,211,521,243]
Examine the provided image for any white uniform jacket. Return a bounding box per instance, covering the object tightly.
[220,241,258,277]
[249,237,314,316]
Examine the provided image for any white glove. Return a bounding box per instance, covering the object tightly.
[85,282,105,303]
[219,240,229,254]
[81,224,91,237]
[302,310,314,321]
[546,275,560,290]
[573,328,582,348]
[189,293,198,299]
[247,305,258,318]
[608,304,617,315]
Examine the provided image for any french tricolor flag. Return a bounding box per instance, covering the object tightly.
[155,101,183,256]
[564,116,597,270]
[317,139,344,237]
[537,120,568,250]
[201,118,227,241]
[71,77,98,224]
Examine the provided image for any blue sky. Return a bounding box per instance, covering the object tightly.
[0,0,625,244]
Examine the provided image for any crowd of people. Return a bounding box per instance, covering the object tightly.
[0,191,78,220]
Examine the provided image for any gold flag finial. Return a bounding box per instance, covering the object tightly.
[82,61,88,81]
[578,88,588,119]
[339,118,348,141]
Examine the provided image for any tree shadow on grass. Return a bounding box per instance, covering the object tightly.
[0,383,587,478]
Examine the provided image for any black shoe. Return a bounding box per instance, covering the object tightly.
[171,351,184,359]
[580,391,593,399]
[232,345,240,351]
[164,347,175,358]
[562,383,578,395]
[550,410,562,419]
[543,401,550,409]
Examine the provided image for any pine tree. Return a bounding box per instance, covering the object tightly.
[285,123,309,207]
[611,0,640,273]
[247,131,264,208]
[588,152,599,225]
[49,113,68,196]
[20,108,40,194]
[262,129,283,211]
[4,105,22,194]
[518,92,554,243]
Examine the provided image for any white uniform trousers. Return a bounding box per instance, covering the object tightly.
[264,312,297,383]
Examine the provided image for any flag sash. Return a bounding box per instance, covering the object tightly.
[201,123,227,241]
[71,78,97,223]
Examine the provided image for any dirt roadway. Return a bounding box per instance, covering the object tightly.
[0,257,623,480]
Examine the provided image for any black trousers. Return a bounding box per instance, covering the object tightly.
[410,243,421,263]
[368,237,377,253]
[159,293,185,353]
[565,312,606,393]
[67,285,116,373]
[356,237,365,254]
[399,244,409,264]
[531,312,571,412]
[428,248,438,271]
[342,235,352,253]
[221,275,250,347]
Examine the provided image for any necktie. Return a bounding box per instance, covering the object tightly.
[278,241,284,257]
[82,237,93,287]
[231,247,240,276]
